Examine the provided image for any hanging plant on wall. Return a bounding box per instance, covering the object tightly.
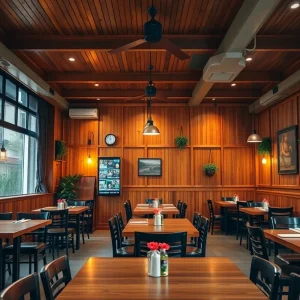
[175,126,188,149]
[258,137,271,156]
[55,140,67,161]
[203,150,218,176]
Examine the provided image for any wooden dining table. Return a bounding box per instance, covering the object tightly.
[133,204,179,217]
[264,229,300,253]
[122,218,199,238]
[57,257,266,299]
[32,206,89,250]
[215,200,238,235]
[0,219,51,290]
[240,207,268,225]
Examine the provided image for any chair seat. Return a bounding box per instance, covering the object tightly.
[115,246,134,257]
[47,228,75,235]
[4,242,46,253]
[185,246,203,257]
[277,254,300,265]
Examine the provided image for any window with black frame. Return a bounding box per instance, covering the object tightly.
[0,72,39,197]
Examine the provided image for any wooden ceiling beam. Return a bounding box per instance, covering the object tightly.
[5,35,300,52]
[62,89,260,99]
[45,71,281,84]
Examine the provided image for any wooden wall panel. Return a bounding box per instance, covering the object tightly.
[99,106,122,146]
[190,107,221,145]
[222,107,252,145]
[147,148,191,186]
[193,148,221,186]
[223,147,255,186]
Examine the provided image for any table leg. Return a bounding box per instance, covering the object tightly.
[12,237,20,282]
[75,214,80,250]
[247,214,253,254]
[0,238,3,290]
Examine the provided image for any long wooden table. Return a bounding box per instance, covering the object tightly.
[122,218,199,238]
[0,219,51,290]
[133,204,179,217]
[264,229,300,253]
[57,257,266,299]
[33,206,89,250]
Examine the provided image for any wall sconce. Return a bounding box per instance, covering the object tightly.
[0,143,7,162]
[262,157,267,164]
[87,131,94,164]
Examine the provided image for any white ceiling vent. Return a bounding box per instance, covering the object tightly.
[69,108,98,119]
[203,52,246,83]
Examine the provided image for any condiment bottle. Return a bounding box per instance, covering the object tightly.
[160,249,168,276]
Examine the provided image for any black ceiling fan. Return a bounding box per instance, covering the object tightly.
[109,4,190,61]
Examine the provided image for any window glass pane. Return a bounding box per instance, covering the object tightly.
[29,95,38,112]
[0,98,2,119]
[4,102,16,124]
[18,88,28,106]
[5,80,16,100]
[0,75,3,94]
[17,108,27,128]
[28,114,36,132]
[0,126,37,196]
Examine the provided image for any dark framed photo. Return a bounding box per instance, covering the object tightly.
[138,158,162,176]
[277,125,298,175]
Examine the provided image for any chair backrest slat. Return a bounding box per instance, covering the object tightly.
[0,213,13,220]
[197,216,209,257]
[247,224,269,260]
[221,197,235,201]
[207,200,214,219]
[247,202,264,208]
[108,216,122,256]
[41,209,69,233]
[271,216,300,229]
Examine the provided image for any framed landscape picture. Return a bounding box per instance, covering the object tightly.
[138,158,162,176]
[277,125,298,175]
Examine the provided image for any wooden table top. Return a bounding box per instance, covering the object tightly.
[0,220,51,239]
[240,207,268,216]
[133,204,179,216]
[33,206,89,215]
[215,200,248,208]
[122,218,199,237]
[264,229,300,253]
[57,257,266,300]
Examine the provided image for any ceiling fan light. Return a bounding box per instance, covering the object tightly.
[247,129,263,143]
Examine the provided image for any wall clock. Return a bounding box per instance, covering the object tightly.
[105,134,116,146]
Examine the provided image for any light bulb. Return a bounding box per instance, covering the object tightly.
[88,156,92,164]
[262,157,267,164]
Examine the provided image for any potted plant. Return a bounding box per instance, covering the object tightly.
[175,126,188,149]
[55,140,67,161]
[258,137,271,156]
[203,163,218,177]
[56,174,82,201]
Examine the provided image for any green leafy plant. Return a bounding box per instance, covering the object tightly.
[55,140,67,161]
[175,126,188,149]
[203,163,218,177]
[258,137,271,156]
[56,174,82,201]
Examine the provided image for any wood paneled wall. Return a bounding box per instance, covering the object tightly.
[62,103,256,229]
[256,92,300,212]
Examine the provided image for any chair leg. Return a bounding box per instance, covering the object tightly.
[268,239,272,256]
[81,226,85,244]
[34,252,38,273]
[239,230,243,246]
[211,219,214,235]
[52,237,55,261]
[236,221,239,240]
[87,217,90,239]
[7,259,11,276]
[29,255,32,274]
[43,252,47,266]
[72,234,75,254]
[57,237,60,258]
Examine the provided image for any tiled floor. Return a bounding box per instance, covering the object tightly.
[3,229,276,298]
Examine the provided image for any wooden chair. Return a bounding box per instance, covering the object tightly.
[115,212,134,247]
[207,199,223,235]
[288,273,300,300]
[124,200,133,222]
[134,231,187,257]
[234,201,249,244]
[249,256,281,300]
[187,212,201,247]
[3,212,49,276]
[179,202,187,218]
[41,209,75,260]
[186,216,209,257]
[173,200,183,218]
[247,223,299,298]
[0,213,13,220]
[40,255,72,300]
[0,272,40,300]
[221,197,235,201]
[268,207,293,255]
[108,216,134,257]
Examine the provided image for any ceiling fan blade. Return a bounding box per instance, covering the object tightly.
[153,95,168,102]
[159,38,190,60]
[123,95,146,102]
[109,39,146,54]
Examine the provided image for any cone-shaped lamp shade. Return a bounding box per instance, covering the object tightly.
[247,130,263,143]
[0,145,7,161]
[143,119,160,135]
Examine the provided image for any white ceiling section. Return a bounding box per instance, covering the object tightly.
[188,0,281,107]
[0,42,69,109]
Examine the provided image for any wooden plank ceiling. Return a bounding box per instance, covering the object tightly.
[0,0,299,104]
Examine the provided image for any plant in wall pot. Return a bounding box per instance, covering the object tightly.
[203,163,219,177]
[55,140,67,161]
[56,174,82,201]
[175,126,188,149]
[257,137,271,156]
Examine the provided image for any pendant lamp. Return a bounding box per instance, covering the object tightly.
[143,97,160,135]
[247,130,262,143]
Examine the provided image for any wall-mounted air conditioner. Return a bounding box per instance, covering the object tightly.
[69,108,98,119]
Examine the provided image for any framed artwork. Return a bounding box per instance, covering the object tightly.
[138,158,162,176]
[277,125,298,175]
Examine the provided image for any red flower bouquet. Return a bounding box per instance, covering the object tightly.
[159,243,170,251]
[147,242,159,251]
